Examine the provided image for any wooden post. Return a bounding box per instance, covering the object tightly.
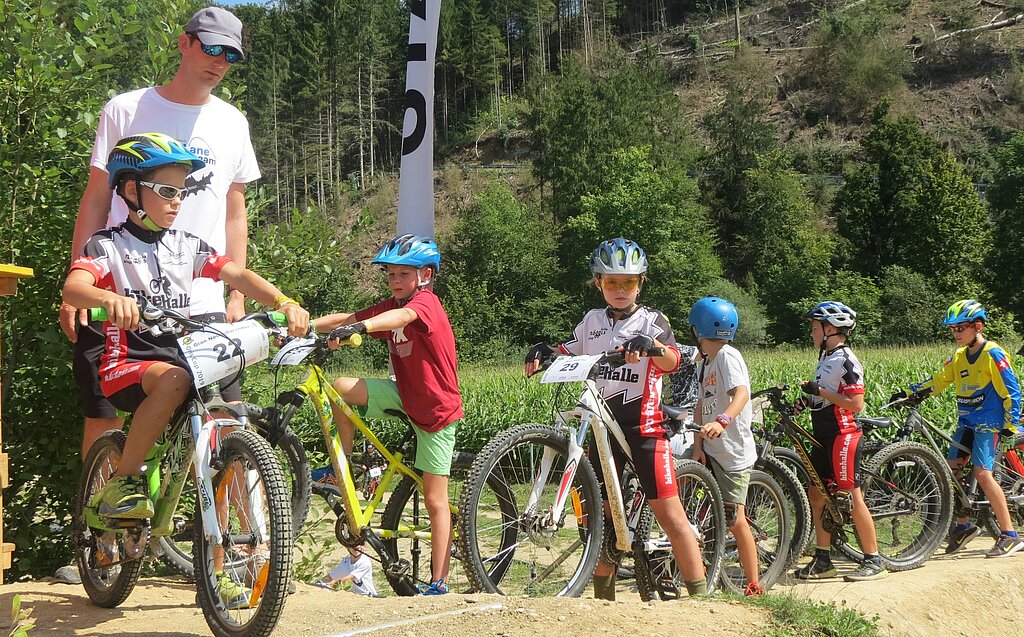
[0,264,33,582]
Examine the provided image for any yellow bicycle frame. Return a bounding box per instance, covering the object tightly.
[294,361,438,542]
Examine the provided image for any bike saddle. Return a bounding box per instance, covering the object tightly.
[661,404,688,421]
[855,416,893,434]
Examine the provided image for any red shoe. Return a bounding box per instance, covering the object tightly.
[744,581,765,597]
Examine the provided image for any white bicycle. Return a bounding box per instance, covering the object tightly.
[457,350,726,598]
[74,304,293,637]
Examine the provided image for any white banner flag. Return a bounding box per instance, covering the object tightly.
[396,0,442,239]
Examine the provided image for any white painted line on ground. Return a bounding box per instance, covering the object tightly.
[324,602,505,637]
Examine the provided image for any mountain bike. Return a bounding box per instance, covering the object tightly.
[878,391,1024,540]
[257,332,477,595]
[754,385,951,571]
[74,305,293,637]
[457,350,726,598]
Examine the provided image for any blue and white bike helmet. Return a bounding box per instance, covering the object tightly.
[589,238,649,275]
[689,297,738,341]
[804,301,857,333]
[372,234,441,272]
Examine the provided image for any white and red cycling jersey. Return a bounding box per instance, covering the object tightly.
[69,222,231,396]
[806,344,865,437]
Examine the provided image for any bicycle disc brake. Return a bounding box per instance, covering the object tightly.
[120,521,151,560]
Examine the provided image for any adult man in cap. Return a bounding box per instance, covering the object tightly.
[61,6,260,460]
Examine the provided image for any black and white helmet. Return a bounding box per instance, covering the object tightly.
[804,301,857,331]
[589,238,649,276]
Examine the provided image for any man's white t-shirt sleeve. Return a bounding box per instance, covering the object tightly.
[234,120,261,184]
[90,106,122,173]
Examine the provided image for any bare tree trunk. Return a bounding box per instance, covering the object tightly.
[358,64,366,190]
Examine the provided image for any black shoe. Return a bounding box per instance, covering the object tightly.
[794,555,837,580]
[945,523,981,554]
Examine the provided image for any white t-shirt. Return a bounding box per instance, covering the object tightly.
[328,554,377,596]
[90,88,261,314]
[696,344,756,471]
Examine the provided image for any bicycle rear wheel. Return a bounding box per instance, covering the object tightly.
[379,451,480,595]
[75,430,145,608]
[193,429,292,637]
[719,469,791,593]
[634,459,725,601]
[457,424,603,597]
[849,441,952,570]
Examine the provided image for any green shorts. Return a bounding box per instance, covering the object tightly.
[706,456,751,505]
[360,378,458,476]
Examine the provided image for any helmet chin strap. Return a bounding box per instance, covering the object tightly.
[132,177,163,232]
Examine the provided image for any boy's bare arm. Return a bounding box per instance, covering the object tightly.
[218,262,309,335]
[650,338,680,372]
[63,270,139,330]
[355,307,419,334]
[311,312,357,333]
[723,385,750,419]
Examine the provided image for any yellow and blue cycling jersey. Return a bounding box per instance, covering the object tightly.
[911,340,1021,434]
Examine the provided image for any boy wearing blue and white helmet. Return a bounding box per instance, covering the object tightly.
[688,297,763,595]
[896,300,1023,558]
[312,234,461,595]
[525,238,707,601]
[795,301,886,582]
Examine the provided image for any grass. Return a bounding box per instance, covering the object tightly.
[743,592,881,637]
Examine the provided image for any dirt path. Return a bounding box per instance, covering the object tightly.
[1,535,1021,637]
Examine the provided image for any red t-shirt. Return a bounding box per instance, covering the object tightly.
[355,289,463,432]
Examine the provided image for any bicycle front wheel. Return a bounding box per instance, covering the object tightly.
[379,451,477,596]
[75,430,144,608]
[457,424,603,597]
[851,441,952,570]
[719,469,791,593]
[634,459,726,601]
[193,429,292,637]
[757,454,811,568]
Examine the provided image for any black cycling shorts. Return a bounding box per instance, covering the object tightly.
[72,310,242,419]
[589,425,678,501]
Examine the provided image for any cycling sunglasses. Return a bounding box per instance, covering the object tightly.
[950,324,977,334]
[600,276,641,293]
[140,181,186,201]
[198,42,242,64]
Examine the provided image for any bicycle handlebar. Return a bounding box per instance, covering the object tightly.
[90,303,290,337]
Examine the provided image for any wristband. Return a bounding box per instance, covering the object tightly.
[274,295,298,309]
[715,414,733,428]
[362,319,373,333]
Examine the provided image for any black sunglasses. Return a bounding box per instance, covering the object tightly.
[189,34,242,64]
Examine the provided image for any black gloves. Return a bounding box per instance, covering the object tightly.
[329,322,367,342]
[888,390,909,405]
[525,342,557,366]
[800,380,820,396]
[623,335,656,356]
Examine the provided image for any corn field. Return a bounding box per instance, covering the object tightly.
[247,343,1023,457]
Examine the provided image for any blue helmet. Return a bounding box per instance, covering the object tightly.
[689,297,738,341]
[804,301,857,331]
[106,132,205,189]
[372,234,441,272]
[944,299,987,325]
[590,238,649,276]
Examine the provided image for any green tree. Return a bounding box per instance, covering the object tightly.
[837,101,991,295]
[569,146,722,323]
[986,133,1024,322]
[735,152,833,342]
[529,49,694,223]
[440,182,570,360]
